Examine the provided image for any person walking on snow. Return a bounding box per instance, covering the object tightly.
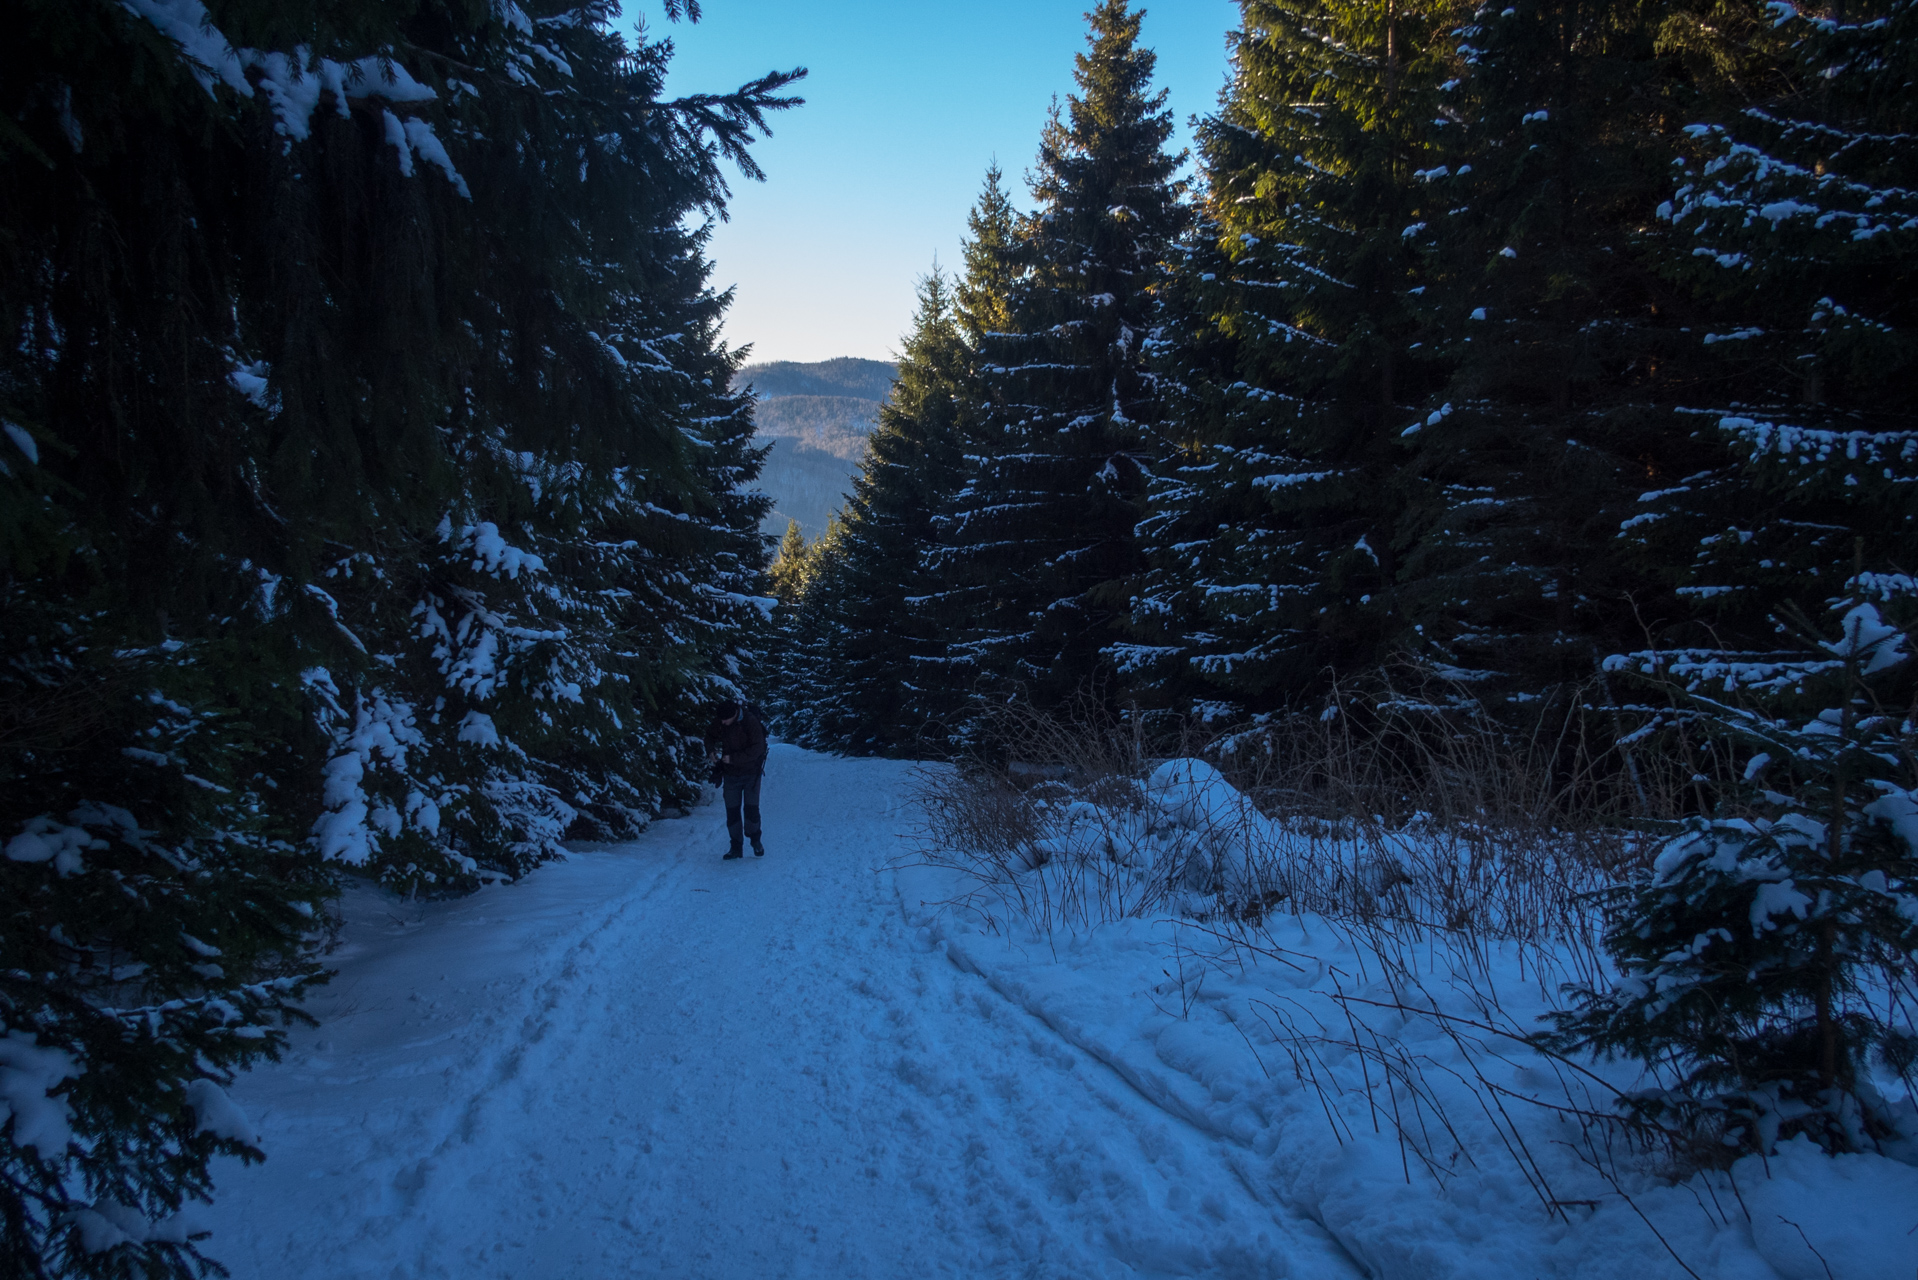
[704,700,768,860]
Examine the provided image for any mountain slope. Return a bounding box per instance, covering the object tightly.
[737,358,897,537]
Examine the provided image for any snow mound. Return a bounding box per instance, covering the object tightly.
[184,1078,259,1146]
[1146,757,1259,833]
[0,1031,78,1157]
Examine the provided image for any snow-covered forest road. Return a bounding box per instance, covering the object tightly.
[203,745,1362,1279]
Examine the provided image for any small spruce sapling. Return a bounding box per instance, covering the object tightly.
[1543,599,1918,1156]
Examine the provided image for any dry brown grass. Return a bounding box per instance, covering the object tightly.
[905,664,1696,989]
[904,670,1773,1249]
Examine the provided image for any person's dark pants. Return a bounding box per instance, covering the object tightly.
[722,772,762,851]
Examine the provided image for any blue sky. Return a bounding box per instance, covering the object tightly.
[648,0,1241,365]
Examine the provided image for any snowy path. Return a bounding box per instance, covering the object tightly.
[205,746,1363,1280]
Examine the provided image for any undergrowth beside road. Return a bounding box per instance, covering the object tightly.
[912,677,1648,963]
[907,681,1918,1276]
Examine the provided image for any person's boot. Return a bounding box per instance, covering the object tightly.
[751,838,765,858]
[723,843,743,861]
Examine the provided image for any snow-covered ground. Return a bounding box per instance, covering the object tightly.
[201,746,1360,1279]
[201,746,1918,1279]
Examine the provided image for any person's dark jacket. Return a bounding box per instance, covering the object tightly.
[704,707,768,779]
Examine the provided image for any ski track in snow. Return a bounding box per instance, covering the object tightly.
[205,746,1364,1279]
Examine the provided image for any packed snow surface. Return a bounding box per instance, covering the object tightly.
[204,747,1918,1278]
[204,747,1358,1278]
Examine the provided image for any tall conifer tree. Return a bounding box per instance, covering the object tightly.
[933,0,1186,719]
[1391,0,1719,693]
[0,2,796,1273]
[766,521,814,605]
[1124,0,1448,714]
[907,169,1020,733]
[1625,0,1917,648]
[955,164,1020,343]
[767,514,846,748]
[784,270,975,754]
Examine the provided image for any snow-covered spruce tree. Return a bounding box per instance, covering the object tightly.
[904,166,1020,741]
[931,0,1186,720]
[781,270,973,755]
[766,521,815,607]
[537,224,775,837]
[765,515,848,750]
[1119,0,1448,715]
[0,599,331,1280]
[1622,0,1916,659]
[1111,213,1245,716]
[953,162,1021,345]
[1544,6,1918,1155]
[761,515,822,741]
[1,1,794,1274]
[263,8,794,891]
[1387,0,1736,695]
[759,521,808,735]
[1544,600,1918,1154]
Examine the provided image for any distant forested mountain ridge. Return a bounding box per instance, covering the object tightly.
[737,357,897,400]
[736,358,896,536]
[752,397,879,460]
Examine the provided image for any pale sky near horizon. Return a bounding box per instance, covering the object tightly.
[649,0,1241,366]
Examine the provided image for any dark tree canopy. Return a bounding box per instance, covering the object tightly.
[930,0,1188,721]
[1,1,797,1274]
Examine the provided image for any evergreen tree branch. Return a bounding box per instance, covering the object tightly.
[658,67,808,190]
